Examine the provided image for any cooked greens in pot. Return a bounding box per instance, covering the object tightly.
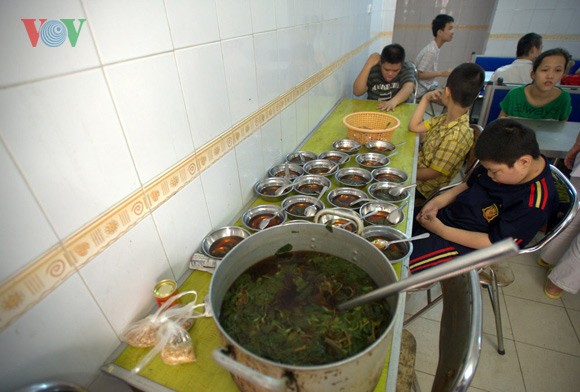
[219,251,391,366]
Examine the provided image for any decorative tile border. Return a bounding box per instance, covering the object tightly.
[393,23,489,31]
[0,33,381,332]
[488,33,580,41]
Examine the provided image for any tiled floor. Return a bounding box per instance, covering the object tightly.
[404,251,580,392]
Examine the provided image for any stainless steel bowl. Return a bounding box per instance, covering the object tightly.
[302,159,339,177]
[335,167,372,188]
[327,187,368,209]
[318,150,350,166]
[371,167,409,184]
[254,177,293,201]
[355,152,390,169]
[202,226,252,259]
[293,174,332,196]
[281,195,325,220]
[242,204,287,231]
[315,208,361,233]
[364,140,397,154]
[361,226,411,263]
[368,181,411,203]
[332,139,361,154]
[268,162,304,182]
[359,201,404,226]
[285,150,318,166]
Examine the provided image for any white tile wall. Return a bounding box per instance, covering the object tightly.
[0,141,58,281]
[215,0,253,40]
[175,43,233,147]
[165,0,221,49]
[150,178,213,279]
[221,36,260,124]
[105,53,194,184]
[0,275,120,391]
[235,130,266,206]
[254,31,282,106]
[83,0,173,64]
[0,69,140,238]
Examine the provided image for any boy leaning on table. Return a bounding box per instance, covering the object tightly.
[408,118,559,274]
[408,62,485,202]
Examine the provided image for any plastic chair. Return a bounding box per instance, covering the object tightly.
[405,164,579,355]
[400,270,483,391]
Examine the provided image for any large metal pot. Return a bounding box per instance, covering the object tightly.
[209,223,399,392]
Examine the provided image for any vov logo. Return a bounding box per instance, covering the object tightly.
[21,19,86,47]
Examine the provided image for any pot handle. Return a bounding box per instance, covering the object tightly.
[212,348,289,392]
[314,208,363,235]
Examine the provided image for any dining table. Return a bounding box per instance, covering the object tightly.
[101,98,420,392]
[513,118,580,159]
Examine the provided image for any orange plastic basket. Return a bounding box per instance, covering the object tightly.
[342,111,400,143]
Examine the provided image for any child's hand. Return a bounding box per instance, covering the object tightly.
[377,100,397,111]
[422,89,443,102]
[416,212,443,232]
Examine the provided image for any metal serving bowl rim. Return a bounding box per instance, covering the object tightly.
[201,226,252,258]
[292,174,332,195]
[302,159,339,176]
[370,167,409,183]
[361,225,412,263]
[317,150,351,165]
[327,187,368,208]
[241,204,287,231]
[355,152,390,168]
[367,181,411,203]
[285,150,318,166]
[281,194,325,219]
[332,139,362,154]
[359,201,404,226]
[335,167,373,187]
[254,177,294,198]
[267,162,304,181]
[364,140,397,153]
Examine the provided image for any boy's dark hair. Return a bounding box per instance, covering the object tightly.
[380,43,406,64]
[446,63,485,108]
[516,33,542,57]
[532,47,572,72]
[432,14,454,37]
[475,119,540,167]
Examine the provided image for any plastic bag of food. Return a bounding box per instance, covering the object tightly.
[130,291,208,373]
[159,319,196,365]
[121,291,183,348]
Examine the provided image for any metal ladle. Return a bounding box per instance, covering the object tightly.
[349,198,375,207]
[371,232,430,250]
[388,183,417,197]
[338,238,519,310]
[386,200,409,225]
[258,206,288,230]
[304,185,329,217]
[274,182,294,196]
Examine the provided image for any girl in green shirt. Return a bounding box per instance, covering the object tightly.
[499,48,572,121]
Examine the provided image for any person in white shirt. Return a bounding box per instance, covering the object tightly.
[490,33,543,85]
[414,14,455,98]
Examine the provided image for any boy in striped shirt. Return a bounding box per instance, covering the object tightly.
[409,118,558,274]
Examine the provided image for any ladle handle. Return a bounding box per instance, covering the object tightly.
[338,238,518,310]
[386,232,430,246]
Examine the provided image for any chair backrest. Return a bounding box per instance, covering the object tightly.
[432,270,482,391]
[520,164,579,254]
[562,85,580,122]
[477,82,516,126]
[463,125,483,179]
